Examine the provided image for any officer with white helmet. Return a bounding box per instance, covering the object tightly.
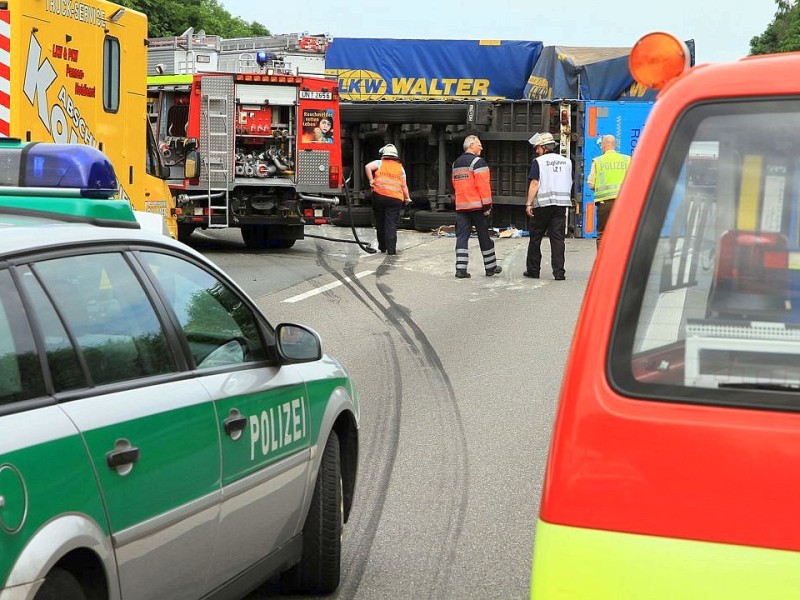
[524,131,573,280]
[365,143,411,255]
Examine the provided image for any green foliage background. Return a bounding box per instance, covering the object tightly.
[117,0,269,38]
[751,1,800,55]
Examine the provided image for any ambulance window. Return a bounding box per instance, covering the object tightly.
[139,253,268,369]
[612,99,800,409]
[103,37,120,113]
[0,270,45,405]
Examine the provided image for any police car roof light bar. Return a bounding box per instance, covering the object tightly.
[0,140,119,199]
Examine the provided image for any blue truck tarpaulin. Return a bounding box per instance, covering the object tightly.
[524,41,695,101]
[326,38,543,101]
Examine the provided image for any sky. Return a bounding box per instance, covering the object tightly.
[218,0,779,64]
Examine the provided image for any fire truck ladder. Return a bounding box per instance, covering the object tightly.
[203,92,232,227]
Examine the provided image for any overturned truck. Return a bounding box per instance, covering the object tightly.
[337,99,584,232]
[327,38,665,235]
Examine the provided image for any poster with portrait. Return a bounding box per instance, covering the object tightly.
[301,109,335,144]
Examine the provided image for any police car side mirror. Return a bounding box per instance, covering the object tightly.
[276,323,322,363]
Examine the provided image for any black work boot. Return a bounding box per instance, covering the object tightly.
[455,270,471,279]
[486,266,503,276]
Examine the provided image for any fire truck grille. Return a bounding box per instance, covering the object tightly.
[297,151,330,187]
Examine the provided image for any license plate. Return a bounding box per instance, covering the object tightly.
[300,90,332,100]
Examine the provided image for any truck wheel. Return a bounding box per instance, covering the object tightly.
[287,430,342,594]
[35,568,87,600]
[413,210,457,231]
[331,206,373,227]
[241,225,266,249]
[272,239,296,249]
[177,223,195,244]
[398,207,418,230]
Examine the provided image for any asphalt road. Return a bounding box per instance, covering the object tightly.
[190,225,597,599]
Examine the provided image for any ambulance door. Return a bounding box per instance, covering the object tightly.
[135,250,311,586]
[26,251,222,600]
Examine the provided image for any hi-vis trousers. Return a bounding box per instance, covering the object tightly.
[455,209,497,274]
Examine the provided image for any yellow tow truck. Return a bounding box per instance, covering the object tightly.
[4,0,176,237]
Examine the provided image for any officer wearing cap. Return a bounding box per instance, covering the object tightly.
[587,134,630,249]
[524,132,573,280]
[365,144,411,255]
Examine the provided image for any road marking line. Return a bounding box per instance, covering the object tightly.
[282,270,375,303]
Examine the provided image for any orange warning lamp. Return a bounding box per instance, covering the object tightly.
[629,32,691,90]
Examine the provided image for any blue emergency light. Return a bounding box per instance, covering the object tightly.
[0,140,137,225]
[256,50,270,67]
[0,140,119,198]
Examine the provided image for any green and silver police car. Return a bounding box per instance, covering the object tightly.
[0,141,359,599]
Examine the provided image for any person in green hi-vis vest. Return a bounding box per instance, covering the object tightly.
[587,135,631,249]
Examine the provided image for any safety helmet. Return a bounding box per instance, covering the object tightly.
[529,132,555,147]
[379,144,398,158]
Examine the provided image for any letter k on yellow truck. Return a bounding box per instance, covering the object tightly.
[2,0,177,237]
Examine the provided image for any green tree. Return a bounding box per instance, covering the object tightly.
[750,0,800,55]
[117,0,269,38]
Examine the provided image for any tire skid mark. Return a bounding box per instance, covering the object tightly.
[312,250,404,599]
[314,246,374,312]
[371,280,469,599]
[344,262,470,599]
[336,333,402,599]
[313,249,469,599]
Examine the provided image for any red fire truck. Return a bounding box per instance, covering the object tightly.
[148,69,343,247]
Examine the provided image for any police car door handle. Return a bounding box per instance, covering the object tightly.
[106,441,140,469]
[224,411,247,440]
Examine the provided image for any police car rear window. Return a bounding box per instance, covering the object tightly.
[33,253,177,386]
[0,270,46,405]
[610,99,800,411]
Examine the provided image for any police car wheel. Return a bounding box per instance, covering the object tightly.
[34,568,87,600]
[289,430,343,593]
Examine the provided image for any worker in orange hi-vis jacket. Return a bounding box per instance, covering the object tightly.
[365,144,411,255]
[451,135,502,279]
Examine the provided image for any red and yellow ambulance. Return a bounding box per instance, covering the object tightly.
[531,33,800,599]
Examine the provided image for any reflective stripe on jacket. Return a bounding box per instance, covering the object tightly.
[452,153,492,211]
[533,151,573,207]
[592,151,631,202]
[372,159,405,200]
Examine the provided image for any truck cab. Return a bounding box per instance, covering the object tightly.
[531,33,800,598]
